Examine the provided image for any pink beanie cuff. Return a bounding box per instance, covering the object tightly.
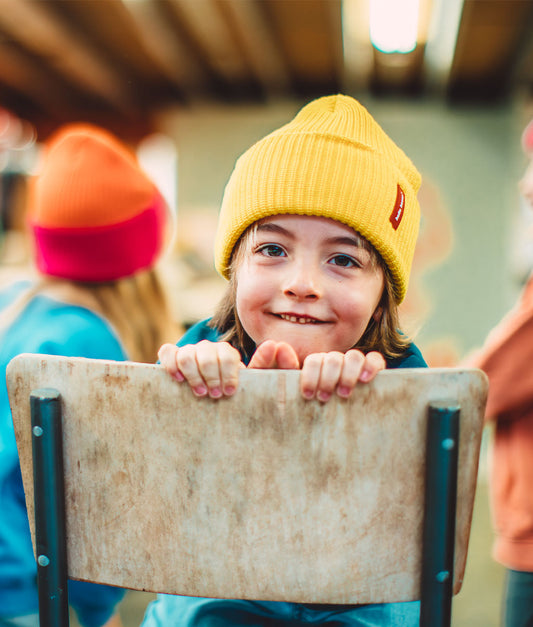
[32,195,166,282]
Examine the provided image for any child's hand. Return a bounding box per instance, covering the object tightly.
[248,342,386,402]
[300,349,386,402]
[158,341,243,398]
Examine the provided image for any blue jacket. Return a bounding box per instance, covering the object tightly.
[0,281,126,626]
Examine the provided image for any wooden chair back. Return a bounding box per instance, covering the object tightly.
[6,354,489,625]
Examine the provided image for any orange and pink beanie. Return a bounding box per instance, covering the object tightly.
[29,123,168,282]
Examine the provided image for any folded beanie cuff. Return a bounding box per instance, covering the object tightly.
[32,194,167,282]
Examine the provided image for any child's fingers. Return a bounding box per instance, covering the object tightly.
[247,340,278,368]
[248,341,300,370]
[214,342,242,397]
[175,342,209,396]
[335,349,366,397]
[273,342,300,369]
[159,341,242,398]
[300,353,324,399]
[184,340,241,398]
[302,352,345,402]
[158,343,185,381]
[359,350,386,382]
[193,340,226,398]
[300,349,383,402]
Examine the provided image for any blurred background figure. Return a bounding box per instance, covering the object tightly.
[466,120,533,627]
[0,124,180,627]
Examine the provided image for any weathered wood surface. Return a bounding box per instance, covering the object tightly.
[7,354,488,604]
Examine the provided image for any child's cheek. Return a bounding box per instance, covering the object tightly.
[235,289,262,342]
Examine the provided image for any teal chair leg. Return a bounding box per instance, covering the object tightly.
[30,388,70,627]
[420,402,460,627]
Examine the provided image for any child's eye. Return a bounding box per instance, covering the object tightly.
[329,254,359,268]
[256,244,286,257]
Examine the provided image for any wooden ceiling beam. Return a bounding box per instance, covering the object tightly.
[515,36,533,96]
[215,0,291,99]
[262,0,344,96]
[44,0,184,105]
[174,0,248,83]
[154,0,251,99]
[124,0,210,98]
[448,0,533,101]
[0,42,92,119]
[0,0,138,115]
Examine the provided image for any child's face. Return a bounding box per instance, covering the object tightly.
[520,158,533,207]
[235,215,384,363]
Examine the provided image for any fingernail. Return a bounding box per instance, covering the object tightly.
[224,385,236,396]
[317,391,331,402]
[337,386,351,398]
[209,387,222,398]
[359,370,371,382]
[302,389,314,399]
[193,385,207,396]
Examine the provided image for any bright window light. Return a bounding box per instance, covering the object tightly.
[369,0,420,53]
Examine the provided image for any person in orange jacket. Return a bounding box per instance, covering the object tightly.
[469,118,533,627]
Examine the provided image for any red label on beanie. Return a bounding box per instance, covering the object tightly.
[389,184,405,230]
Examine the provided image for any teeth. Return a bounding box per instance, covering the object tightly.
[280,314,316,324]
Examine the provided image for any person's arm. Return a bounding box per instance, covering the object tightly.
[467,286,533,420]
[471,315,533,420]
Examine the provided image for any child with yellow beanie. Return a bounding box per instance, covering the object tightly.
[149,94,426,626]
[0,124,178,627]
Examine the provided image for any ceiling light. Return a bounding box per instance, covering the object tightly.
[369,0,420,53]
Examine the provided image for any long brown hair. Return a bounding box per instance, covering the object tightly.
[0,269,180,363]
[210,221,410,361]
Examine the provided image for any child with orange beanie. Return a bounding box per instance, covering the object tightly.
[147,94,426,626]
[0,124,178,627]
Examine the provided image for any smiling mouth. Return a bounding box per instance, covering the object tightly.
[276,313,325,324]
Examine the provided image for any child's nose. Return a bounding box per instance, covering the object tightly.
[283,263,321,299]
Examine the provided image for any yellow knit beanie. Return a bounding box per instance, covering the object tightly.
[214,94,421,303]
